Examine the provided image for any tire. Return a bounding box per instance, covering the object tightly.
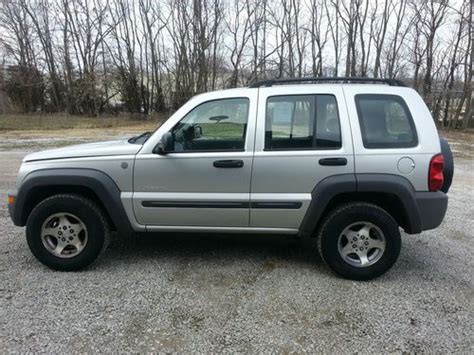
[317,202,401,281]
[26,194,109,271]
[440,138,454,193]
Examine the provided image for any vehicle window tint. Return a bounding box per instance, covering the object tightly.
[171,98,249,152]
[355,94,418,148]
[265,95,341,150]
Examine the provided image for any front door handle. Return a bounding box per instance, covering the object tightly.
[319,157,347,166]
[213,159,244,168]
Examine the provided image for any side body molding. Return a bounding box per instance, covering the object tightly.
[11,168,133,235]
[298,173,425,238]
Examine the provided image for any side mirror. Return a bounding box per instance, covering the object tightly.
[154,132,174,155]
[193,125,203,139]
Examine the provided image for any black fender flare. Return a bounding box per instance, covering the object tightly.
[298,174,357,238]
[11,168,133,236]
[356,174,422,233]
[298,173,423,238]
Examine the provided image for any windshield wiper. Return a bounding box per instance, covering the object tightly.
[128,131,152,144]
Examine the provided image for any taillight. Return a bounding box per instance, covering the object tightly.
[428,154,444,191]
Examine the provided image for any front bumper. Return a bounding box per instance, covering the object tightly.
[7,191,17,225]
[415,191,448,231]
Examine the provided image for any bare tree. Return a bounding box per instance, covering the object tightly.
[413,0,449,101]
[307,0,329,77]
[0,0,469,129]
[226,0,253,87]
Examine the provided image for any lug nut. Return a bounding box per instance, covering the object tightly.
[353,237,357,241]
[61,237,66,241]
[352,244,357,248]
[359,247,364,251]
[69,237,73,240]
[364,241,369,245]
[361,236,365,240]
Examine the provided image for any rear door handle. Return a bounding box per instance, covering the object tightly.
[319,157,347,166]
[213,159,244,168]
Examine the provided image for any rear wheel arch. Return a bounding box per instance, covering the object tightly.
[320,192,411,234]
[356,174,421,233]
[298,173,423,238]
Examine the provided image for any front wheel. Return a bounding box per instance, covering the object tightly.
[26,194,109,271]
[317,202,401,280]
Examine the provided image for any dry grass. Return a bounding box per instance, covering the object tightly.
[0,113,167,132]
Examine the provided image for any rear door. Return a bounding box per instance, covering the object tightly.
[250,86,354,229]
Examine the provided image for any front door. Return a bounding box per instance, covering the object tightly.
[133,93,257,228]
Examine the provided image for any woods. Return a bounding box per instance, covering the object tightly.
[0,0,472,129]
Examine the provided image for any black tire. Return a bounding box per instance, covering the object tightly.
[26,194,109,271]
[317,202,401,281]
[440,138,454,193]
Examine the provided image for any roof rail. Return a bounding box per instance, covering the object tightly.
[248,77,406,88]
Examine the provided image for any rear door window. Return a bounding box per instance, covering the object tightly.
[265,95,341,150]
[355,94,418,148]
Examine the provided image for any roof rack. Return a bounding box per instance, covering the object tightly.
[248,77,406,88]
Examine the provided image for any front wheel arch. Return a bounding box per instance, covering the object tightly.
[12,168,133,236]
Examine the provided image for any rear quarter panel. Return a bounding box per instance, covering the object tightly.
[342,86,440,192]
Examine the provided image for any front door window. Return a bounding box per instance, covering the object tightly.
[171,98,250,152]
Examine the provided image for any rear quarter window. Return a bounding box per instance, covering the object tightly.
[355,94,418,149]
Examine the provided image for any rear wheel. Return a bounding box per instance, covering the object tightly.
[26,194,109,271]
[317,202,401,280]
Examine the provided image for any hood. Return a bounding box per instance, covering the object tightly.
[23,139,142,162]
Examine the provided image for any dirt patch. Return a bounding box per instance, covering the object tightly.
[0,124,165,151]
[440,130,474,159]
[0,113,166,131]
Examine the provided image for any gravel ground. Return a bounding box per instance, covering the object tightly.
[0,132,473,353]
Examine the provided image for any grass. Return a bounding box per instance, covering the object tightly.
[198,122,245,139]
[0,113,167,132]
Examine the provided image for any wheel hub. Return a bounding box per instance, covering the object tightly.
[337,222,386,268]
[40,213,88,258]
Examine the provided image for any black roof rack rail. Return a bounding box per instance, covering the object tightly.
[248,77,406,88]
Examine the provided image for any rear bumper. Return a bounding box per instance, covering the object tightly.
[415,191,448,231]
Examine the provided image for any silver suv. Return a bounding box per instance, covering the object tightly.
[8,78,453,280]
